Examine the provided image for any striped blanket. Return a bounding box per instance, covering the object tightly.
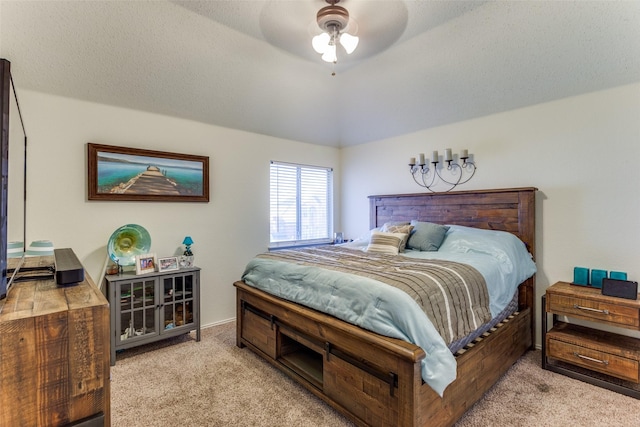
[255,246,491,345]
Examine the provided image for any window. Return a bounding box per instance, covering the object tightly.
[270,161,333,248]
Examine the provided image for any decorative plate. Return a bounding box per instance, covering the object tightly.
[107,224,151,266]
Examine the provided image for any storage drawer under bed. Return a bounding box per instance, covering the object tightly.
[240,303,277,359]
[240,298,402,425]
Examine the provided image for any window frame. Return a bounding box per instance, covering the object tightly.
[269,161,334,249]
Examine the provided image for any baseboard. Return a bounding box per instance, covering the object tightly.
[201,317,235,329]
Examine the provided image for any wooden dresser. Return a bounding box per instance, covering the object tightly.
[0,256,110,426]
[542,281,640,398]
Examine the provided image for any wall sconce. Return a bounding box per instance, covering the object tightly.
[408,149,476,192]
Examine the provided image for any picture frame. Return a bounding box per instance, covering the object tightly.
[158,256,180,272]
[135,253,157,275]
[87,143,209,202]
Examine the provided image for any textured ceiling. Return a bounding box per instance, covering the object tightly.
[1,0,639,147]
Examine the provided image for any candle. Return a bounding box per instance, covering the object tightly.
[409,157,416,165]
[460,149,468,158]
[418,153,425,165]
[444,148,452,161]
[432,151,439,163]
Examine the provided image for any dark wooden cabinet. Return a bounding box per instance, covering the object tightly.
[542,281,640,398]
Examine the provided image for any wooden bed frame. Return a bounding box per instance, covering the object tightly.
[235,187,537,427]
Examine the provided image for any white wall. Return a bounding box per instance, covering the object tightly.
[10,83,639,344]
[341,82,640,345]
[8,90,341,326]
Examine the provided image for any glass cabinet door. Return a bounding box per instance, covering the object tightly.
[117,278,157,344]
[162,273,195,332]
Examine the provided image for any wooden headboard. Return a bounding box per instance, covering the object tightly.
[369,187,537,256]
[368,187,537,319]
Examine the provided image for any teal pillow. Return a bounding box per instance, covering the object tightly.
[406,221,450,251]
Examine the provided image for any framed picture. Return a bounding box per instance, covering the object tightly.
[158,256,179,272]
[87,143,209,202]
[135,253,157,275]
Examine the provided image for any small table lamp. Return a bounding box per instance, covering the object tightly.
[182,236,194,256]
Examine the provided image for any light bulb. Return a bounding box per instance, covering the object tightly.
[339,32,359,54]
[321,44,337,63]
[312,33,330,54]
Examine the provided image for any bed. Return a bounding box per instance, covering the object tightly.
[234,187,537,427]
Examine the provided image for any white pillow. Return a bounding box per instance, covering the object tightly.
[438,225,536,282]
[366,231,407,255]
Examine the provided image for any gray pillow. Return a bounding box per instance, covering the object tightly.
[406,221,450,251]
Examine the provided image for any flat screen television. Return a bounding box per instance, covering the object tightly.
[1,58,27,299]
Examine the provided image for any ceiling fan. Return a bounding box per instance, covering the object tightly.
[311,0,359,63]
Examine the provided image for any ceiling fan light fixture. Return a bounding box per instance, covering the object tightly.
[312,32,331,54]
[339,32,359,54]
[312,0,358,63]
[321,44,337,63]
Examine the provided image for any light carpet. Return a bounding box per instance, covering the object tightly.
[111,322,640,426]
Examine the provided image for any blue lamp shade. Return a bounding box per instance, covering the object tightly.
[182,236,194,246]
[25,240,55,257]
[7,241,24,258]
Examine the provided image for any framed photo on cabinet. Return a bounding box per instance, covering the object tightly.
[158,256,180,272]
[135,253,157,275]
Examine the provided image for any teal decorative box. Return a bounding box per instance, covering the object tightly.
[610,271,628,281]
[572,267,589,286]
[590,269,608,289]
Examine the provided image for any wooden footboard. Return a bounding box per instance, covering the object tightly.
[235,281,531,427]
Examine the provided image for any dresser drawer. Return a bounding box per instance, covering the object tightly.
[547,293,640,329]
[547,338,639,383]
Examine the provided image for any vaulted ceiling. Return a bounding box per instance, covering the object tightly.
[1,1,639,147]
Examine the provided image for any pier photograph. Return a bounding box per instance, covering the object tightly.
[88,143,209,202]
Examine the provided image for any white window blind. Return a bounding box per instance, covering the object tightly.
[270,161,333,248]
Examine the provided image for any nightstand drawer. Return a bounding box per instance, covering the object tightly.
[547,293,640,329]
[547,338,639,383]
[546,322,640,384]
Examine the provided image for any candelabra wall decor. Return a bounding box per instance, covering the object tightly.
[408,149,476,192]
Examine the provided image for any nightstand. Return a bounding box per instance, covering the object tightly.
[542,281,640,398]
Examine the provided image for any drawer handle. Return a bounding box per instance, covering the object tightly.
[572,304,609,315]
[573,352,609,365]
